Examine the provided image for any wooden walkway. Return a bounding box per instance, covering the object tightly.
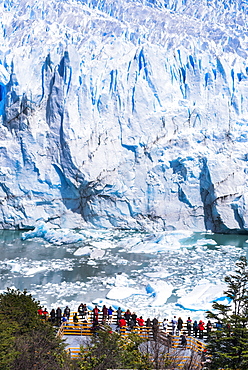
[57,310,207,368]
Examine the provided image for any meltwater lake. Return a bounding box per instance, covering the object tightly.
[0,227,247,321]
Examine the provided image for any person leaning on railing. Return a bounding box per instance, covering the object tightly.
[73,312,79,326]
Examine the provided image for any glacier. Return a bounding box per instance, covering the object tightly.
[0,0,248,232]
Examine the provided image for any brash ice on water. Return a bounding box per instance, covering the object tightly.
[0,227,247,320]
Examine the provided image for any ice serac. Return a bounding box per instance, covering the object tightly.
[0,0,248,232]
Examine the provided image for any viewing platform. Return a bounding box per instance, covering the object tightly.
[55,310,209,369]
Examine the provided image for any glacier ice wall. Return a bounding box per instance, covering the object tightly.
[0,0,248,232]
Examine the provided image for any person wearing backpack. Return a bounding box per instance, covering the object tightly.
[193,320,198,337]
[187,317,192,336]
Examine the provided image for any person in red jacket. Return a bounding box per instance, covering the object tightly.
[136,316,144,326]
[37,307,43,316]
[118,317,126,333]
[198,320,205,339]
[92,305,99,321]
[119,317,126,328]
[136,316,145,334]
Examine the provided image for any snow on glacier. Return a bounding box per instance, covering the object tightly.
[0,0,247,232]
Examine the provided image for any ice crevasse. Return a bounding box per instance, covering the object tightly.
[0,0,248,233]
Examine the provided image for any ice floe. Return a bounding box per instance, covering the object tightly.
[176,280,228,311]
[90,249,105,259]
[146,281,174,306]
[3,258,74,277]
[74,247,92,256]
[22,223,84,245]
[129,232,193,253]
[195,239,217,246]
[106,286,145,300]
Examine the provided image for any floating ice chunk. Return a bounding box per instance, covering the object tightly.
[176,281,228,311]
[87,260,97,265]
[196,238,217,246]
[90,249,105,259]
[146,283,155,296]
[74,247,92,256]
[144,271,171,278]
[90,241,113,249]
[105,277,116,286]
[8,263,21,273]
[92,298,125,311]
[114,273,136,286]
[22,223,84,245]
[22,265,48,276]
[147,281,174,306]
[130,233,183,253]
[106,287,145,300]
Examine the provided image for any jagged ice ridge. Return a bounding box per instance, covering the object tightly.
[0,0,248,232]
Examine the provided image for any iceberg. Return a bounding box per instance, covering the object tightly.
[176,281,229,311]
[147,281,174,307]
[22,223,84,245]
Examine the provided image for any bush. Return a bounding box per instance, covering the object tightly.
[0,288,72,370]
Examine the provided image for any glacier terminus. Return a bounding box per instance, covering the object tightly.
[0,0,248,233]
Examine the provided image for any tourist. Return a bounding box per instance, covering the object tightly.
[136,316,145,326]
[146,317,151,327]
[102,305,108,324]
[177,317,183,335]
[116,307,122,324]
[198,320,205,339]
[92,317,100,334]
[193,320,198,337]
[43,307,49,321]
[78,303,84,318]
[162,318,168,333]
[171,316,177,335]
[181,331,187,348]
[131,312,137,325]
[108,306,113,324]
[124,309,131,325]
[92,305,100,321]
[56,307,62,326]
[73,312,79,326]
[186,316,192,336]
[50,308,56,324]
[152,317,159,340]
[206,320,212,338]
[62,313,68,323]
[64,305,70,320]
[119,317,127,333]
[37,306,43,316]
[82,304,88,321]
[216,320,223,330]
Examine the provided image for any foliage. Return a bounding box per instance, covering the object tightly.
[77,329,153,370]
[206,256,248,370]
[0,288,40,334]
[0,288,72,370]
[0,317,19,369]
